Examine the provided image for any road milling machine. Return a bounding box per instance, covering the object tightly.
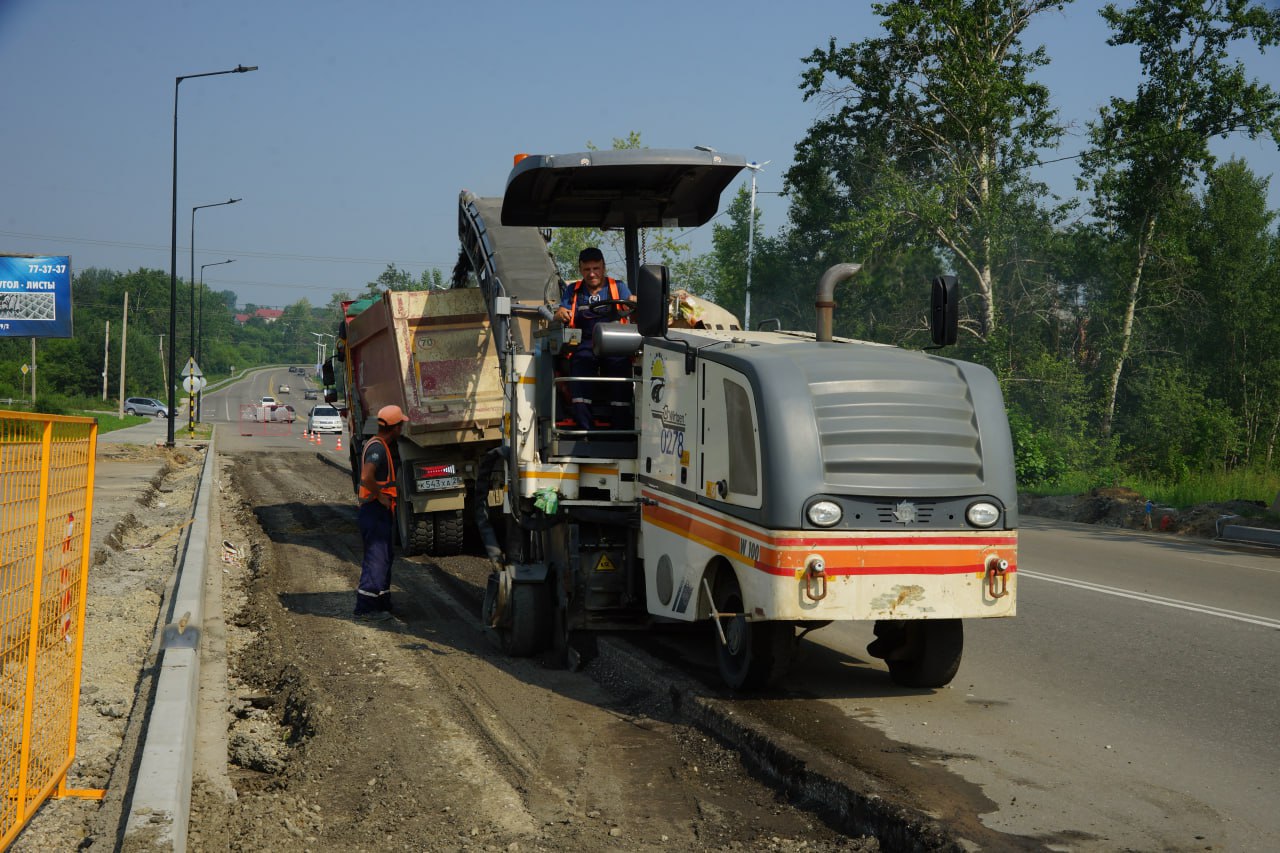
[467,148,1018,689]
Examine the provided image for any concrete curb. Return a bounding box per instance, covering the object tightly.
[123,433,217,851]
[1218,523,1280,548]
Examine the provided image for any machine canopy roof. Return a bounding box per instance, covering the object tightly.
[501,149,747,229]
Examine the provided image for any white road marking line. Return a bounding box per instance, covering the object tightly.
[1019,570,1280,629]
[1185,556,1280,575]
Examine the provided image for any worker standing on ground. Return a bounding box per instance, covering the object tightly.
[354,405,408,620]
[554,247,636,430]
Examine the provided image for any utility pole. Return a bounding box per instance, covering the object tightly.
[117,292,129,419]
[158,334,167,389]
[102,320,111,400]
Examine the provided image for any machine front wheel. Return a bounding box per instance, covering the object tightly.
[880,619,964,689]
[506,582,551,657]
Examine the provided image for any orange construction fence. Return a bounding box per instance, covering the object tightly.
[0,412,101,850]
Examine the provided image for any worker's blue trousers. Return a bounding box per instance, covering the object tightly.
[355,500,394,613]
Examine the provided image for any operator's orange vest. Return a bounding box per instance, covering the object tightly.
[566,278,629,327]
[357,435,398,510]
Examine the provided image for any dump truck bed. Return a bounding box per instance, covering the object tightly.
[344,288,503,447]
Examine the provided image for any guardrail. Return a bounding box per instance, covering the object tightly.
[0,411,103,850]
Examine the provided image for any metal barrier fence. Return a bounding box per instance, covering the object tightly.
[0,412,101,849]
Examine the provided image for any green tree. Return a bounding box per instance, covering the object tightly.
[1079,0,1280,437]
[1184,159,1280,467]
[791,0,1072,340]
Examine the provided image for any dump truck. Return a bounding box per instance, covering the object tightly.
[327,192,561,557]
[469,148,1018,690]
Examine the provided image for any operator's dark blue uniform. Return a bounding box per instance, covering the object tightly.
[559,277,633,430]
[354,437,394,615]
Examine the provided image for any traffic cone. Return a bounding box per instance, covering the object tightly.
[335,435,343,452]
[316,432,325,448]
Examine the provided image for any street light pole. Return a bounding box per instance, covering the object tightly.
[168,63,257,447]
[742,160,770,332]
[191,198,240,364]
[197,259,234,421]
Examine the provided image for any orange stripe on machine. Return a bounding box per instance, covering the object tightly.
[641,489,1017,578]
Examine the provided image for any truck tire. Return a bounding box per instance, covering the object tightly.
[407,514,435,556]
[883,619,963,689]
[433,509,464,557]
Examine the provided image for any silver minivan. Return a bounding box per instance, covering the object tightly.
[307,405,343,434]
[124,397,168,418]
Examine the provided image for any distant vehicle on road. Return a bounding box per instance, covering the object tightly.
[278,384,291,395]
[124,397,168,418]
[260,395,278,407]
[307,405,343,434]
[303,388,319,400]
[271,404,296,423]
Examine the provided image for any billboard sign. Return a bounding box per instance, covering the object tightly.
[0,254,73,338]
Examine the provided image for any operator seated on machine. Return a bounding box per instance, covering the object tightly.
[554,246,636,431]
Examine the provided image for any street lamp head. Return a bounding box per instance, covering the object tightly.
[234,65,258,73]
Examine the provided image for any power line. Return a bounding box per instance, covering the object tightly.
[0,228,455,268]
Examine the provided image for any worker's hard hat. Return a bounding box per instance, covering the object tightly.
[377,404,408,426]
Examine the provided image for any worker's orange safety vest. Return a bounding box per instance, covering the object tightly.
[567,278,629,328]
[357,435,398,511]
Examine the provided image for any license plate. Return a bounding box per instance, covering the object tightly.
[416,476,462,492]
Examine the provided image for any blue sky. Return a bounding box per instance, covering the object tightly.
[2,0,1278,310]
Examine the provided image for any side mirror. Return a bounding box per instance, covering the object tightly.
[321,359,335,386]
[636,264,670,338]
[930,275,958,347]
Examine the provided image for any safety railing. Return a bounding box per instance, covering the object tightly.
[0,412,101,850]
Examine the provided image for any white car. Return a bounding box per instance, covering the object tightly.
[307,405,343,434]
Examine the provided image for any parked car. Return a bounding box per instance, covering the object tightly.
[307,405,343,434]
[124,397,168,418]
[303,388,319,400]
[278,384,291,395]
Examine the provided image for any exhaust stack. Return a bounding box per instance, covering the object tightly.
[814,263,862,342]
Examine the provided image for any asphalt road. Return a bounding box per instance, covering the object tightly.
[101,369,1280,849]
[776,517,1280,851]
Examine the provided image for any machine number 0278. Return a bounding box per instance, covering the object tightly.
[659,428,684,457]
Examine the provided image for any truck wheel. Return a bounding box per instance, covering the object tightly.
[506,582,551,657]
[883,619,964,689]
[433,509,465,557]
[407,514,435,556]
[711,572,794,690]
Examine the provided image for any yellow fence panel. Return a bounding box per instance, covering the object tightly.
[0,412,98,850]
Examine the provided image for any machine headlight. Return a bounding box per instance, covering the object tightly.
[807,500,843,527]
[966,501,1001,528]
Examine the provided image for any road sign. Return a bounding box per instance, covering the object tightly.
[181,357,204,378]
[20,364,28,375]
[182,375,207,394]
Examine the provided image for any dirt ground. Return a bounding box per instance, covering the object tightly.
[182,452,878,852]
